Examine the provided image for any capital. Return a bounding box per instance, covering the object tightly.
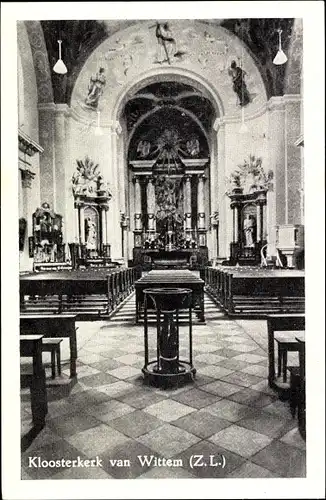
[213,117,225,132]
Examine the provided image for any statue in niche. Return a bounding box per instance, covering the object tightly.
[186,137,200,157]
[137,140,151,158]
[85,217,97,250]
[243,214,255,247]
[228,60,251,107]
[85,67,106,109]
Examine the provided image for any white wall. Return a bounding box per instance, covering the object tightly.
[17,21,41,271]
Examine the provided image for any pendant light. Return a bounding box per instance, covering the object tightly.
[95,110,103,136]
[53,40,67,74]
[273,29,288,65]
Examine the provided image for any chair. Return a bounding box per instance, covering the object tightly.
[41,338,63,379]
[274,336,300,382]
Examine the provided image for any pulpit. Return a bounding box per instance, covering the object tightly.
[276,224,304,269]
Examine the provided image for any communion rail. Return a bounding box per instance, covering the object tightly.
[200,266,305,317]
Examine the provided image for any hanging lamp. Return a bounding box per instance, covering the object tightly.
[53,40,68,74]
[95,110,103,136]
[273,29,288,65]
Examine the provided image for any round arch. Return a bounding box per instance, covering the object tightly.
[126,103,210,152]
[113,67,224,124]
[23,21,54,103]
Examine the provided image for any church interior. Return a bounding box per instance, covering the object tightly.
[17,18,306,480]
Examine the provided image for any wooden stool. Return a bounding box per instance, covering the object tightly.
[274,337,300,382]
[41,338,63,379]
[287,366,300,417]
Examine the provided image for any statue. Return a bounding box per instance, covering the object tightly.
[186,137,200,157]
[85,67,106,109]
[85,218,97,250]
[155,22,176,64]
[243,215,255,247]
[228,60,251,107]
[137,140,151,158]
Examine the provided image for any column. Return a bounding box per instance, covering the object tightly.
[38,103,56,208]
[234,205,239,243]
[284,95,302,225]
[214,118,227,258]
[147,177,156,236]
[74,204,79,243]
[101,208,107,247]
[54,104,68,226]
[197,174,206,247]
[267,97,285,256]
[184,175,192,234]
[263,203,267,240]
[103,122,122,259]
[133,176,142,247]
[256,204,262,242]
[64,112,75,246]
[197,174,206,229]
[105,208,110,245]
[79,205,85,245]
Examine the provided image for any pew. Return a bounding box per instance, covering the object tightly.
[20,314,77,378]
[203,266,305,317]
[20,335,48,428]
[266,314,305,388]
[20,267,138,318]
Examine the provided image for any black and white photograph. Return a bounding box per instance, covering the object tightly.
[1,2,325,499]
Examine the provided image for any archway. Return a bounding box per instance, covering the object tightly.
[119,77,218,269]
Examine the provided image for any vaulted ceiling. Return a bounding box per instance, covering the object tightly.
[38,18,295,104]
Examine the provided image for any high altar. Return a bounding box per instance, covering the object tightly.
[129,127,209,269]
[130,152,209,270]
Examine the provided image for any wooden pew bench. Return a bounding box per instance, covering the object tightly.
[20,335,48,428]
[266,314,305,389]
[20,314,77,378]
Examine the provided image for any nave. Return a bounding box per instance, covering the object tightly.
[21,294,306,480]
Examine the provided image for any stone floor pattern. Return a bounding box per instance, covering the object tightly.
[21,294,306,480]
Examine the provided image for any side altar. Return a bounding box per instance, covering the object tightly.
[226,155,273,266]
[70,156,113,269]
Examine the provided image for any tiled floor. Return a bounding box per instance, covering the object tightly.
[21,293,306,479]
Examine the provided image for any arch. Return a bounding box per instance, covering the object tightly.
[113,67,224,124]
[23,21,54,103]
[126,103,210,151]
[70,19,268,123]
